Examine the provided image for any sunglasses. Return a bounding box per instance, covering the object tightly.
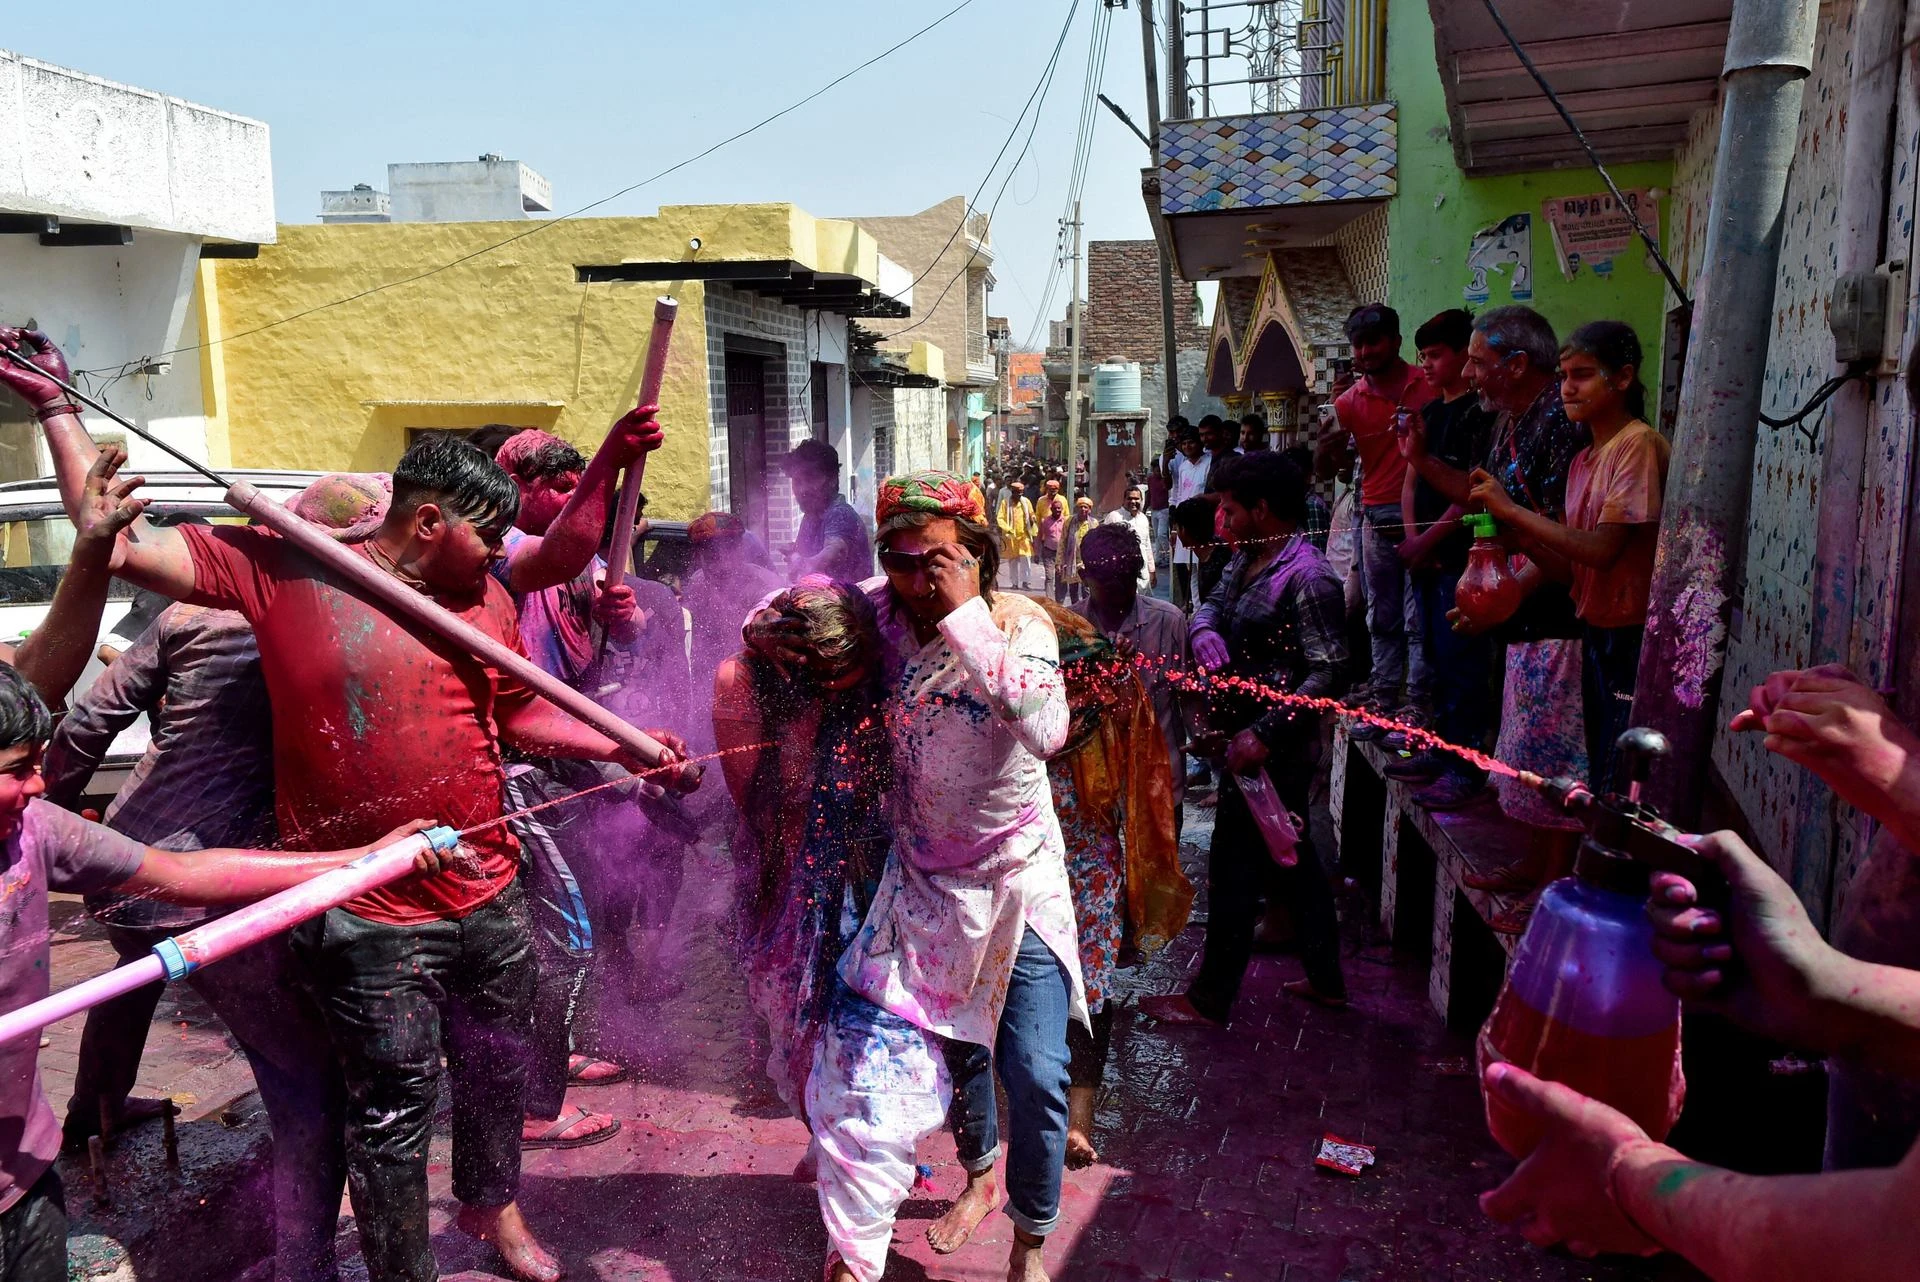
[878,548,932,575]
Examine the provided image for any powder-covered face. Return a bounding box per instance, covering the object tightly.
[516,470,578,536]
[0,742,45,844]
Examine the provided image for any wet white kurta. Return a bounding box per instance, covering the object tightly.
[837,590,1088,1048]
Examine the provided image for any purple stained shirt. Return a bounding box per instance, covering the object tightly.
[795,497,874,584]
[0,801,145,1212]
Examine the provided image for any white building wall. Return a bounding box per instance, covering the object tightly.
[891,386,945,475]
[387,159,550,223]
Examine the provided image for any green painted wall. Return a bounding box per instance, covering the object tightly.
[1385,0,1674,374]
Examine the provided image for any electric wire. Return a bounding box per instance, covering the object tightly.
[78,0,979,373]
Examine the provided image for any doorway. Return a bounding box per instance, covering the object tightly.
[725,351,769,545]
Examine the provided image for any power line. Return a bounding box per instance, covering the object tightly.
[96,0,979,371]
[887,0,1086,342]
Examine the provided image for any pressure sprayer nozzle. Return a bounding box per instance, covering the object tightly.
[424,825,460,852]
[1516,771,1593,812]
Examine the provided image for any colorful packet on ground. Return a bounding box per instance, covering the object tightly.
[1314,1134,1376,1176]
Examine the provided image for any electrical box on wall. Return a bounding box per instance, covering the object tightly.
[1879,260,1908,376]
[1831,270,1889,364]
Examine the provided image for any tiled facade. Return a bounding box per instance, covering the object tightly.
[1158,103,1397,215]
[704,285,810,544]
[1675,0,1920,920]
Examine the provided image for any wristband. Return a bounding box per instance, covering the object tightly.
[33,403,81,422]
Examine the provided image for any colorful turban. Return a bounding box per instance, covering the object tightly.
[287,472,391,542]
[688,511,747,544]
[875,470,985,526]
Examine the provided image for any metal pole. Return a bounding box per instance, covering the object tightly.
[1067,200,1086,496]
[1628,0,1819,824]
[1787,0,1904,923]
[1141,0,1183,428]
[1165,0,1188,118]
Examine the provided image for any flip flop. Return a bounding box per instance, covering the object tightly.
[566,1054,630,1086]
[522,1105,621,1150]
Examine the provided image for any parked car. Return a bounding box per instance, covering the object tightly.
[0,470,323,809]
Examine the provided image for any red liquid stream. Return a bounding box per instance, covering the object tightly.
[1476,988,1684,1156]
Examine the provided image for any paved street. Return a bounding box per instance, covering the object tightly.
[41,796,1684,1282]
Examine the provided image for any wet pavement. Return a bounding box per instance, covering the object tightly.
[40,798,1685,1281]
[325,799,1676,1282]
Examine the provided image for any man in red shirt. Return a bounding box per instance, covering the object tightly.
[14,394,691,1280]
[1332,303,1434,735]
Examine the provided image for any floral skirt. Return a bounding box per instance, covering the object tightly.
[1051,767,1122,1010]
[1492,638,1589,831]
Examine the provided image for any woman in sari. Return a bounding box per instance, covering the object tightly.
[712,582,891,1122]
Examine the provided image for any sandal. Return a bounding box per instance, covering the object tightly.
[566,1054,630,1086]
[522,1104,621,1150]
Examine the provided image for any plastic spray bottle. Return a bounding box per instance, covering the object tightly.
[1452,512,1522,630]
[1238,769,1300,867]
[1478,730,1716,1156]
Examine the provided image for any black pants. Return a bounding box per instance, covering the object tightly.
[1582,623,1644,792]
[1188,755,1344,1022]
[1415,570,1495,777]
[290,884,536,1282]
[0,1169,66,1282]
[1066,1005,1115,1090]
[1172,563,1194,613]
[69,926,347,1282]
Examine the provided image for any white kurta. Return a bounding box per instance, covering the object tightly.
[837,590,1087,1047]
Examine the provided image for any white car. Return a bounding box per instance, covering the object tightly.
[0,470,322,808]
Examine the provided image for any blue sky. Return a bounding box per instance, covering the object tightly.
[8,0,1162,349]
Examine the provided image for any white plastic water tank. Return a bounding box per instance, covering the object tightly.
[1091,361,1143,414]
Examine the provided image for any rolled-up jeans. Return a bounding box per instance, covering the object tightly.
[291,882,536,1282]
[940,928,1073,1236]
[1359,503,1430,705]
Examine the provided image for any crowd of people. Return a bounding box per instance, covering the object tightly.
[0,298,1912,1282]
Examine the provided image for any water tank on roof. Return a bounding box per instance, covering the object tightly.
[1092,361,1142,414]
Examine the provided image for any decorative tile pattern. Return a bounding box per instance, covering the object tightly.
[1159,103,1398,216]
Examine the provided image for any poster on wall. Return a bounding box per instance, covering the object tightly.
[1465,214,1533,305]
[1541,189,1660,280]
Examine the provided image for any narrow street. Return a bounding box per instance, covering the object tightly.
[311,805,1672,1282]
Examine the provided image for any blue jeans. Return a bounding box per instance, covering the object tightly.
[941,928,1072,1236]
[1414,570,1494,777]
[1360,504,1429,704]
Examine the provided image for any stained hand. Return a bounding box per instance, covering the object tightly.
[639,728,702,795]
[924,542,982,617]
[1478,1064,1668,1259]
[746,607,812,676]
[607,403,664,465]
[1467,468,1515,519]
[1446,604,1501,636]
[1647,830,1847,1050]
[1226,729,1269,776]
[357,819,446,873]
[1728,666,1917,816]
[0,328,72,409]
[74,446,146,552]
[1193,628,1230,672]
[593,580,641,642]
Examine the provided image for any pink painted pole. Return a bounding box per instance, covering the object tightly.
[603,296,678,587]
[0,826,458,1047]
[225,481,671,767]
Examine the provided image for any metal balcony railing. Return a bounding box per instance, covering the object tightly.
[1168,0,1385,119]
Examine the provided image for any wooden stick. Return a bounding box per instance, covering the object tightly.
[603,296,678,587]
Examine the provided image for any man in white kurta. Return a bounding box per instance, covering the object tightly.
[752,470,1083,1282]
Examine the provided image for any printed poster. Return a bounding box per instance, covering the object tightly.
[1541,189,1660,280]
[1465,214,1533,305]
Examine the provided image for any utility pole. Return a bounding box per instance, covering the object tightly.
[1066,201,1086,497]
[1140,0,1181,426]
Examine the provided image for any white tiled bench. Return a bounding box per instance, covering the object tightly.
[1330,722,1527,1032]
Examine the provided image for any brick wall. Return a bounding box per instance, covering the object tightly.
[704,285,810,544]
[1083,240,1209,364]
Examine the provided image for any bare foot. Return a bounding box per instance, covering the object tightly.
[826,1259,857,1282]
[456,1201,562,1282]
[1008,1229,1051,1282]
[1282,979,1349,1010]
[927,1166,1000,1255]
[1136,993,1226,1027]
[1065,1085,1098,1169]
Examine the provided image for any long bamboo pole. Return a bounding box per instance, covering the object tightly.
[603,297,678,586]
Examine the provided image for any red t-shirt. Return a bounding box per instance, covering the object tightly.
[180,524,530,925]
[1335,365,1434,506]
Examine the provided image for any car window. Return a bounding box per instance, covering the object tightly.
[0,509,249,605]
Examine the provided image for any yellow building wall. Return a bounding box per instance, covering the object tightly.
[204,203,868,519]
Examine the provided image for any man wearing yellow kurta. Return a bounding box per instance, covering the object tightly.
[997,481,1038,590]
